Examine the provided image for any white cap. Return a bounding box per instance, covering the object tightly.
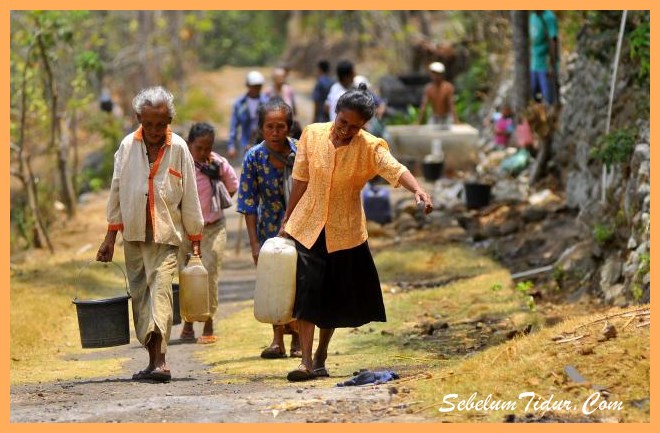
[353,75,371,88]
[429,62,445,74]
[246,70,265,86]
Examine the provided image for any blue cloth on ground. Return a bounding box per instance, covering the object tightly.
[336,370,399,387]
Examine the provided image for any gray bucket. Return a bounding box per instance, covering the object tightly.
[72,261,131,349]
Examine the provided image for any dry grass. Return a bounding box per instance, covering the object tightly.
[410,305,650,422]
[10,228,131,385]
[198,245,539,393]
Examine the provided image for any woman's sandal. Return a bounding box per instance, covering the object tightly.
[197,335,217,344]
[147,367,171,383]
[287,364,318,382]
[179,329,196,342]
[312,367,330,377]
[290,346,303,358]
[131,369,153,381]
[261,345,287,359]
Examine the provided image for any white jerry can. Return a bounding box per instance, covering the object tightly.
[254,237,297,324]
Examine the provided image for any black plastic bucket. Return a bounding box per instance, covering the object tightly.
[73,295,131,348]
[73,261,131,349]
[464,182,492,209]
[422,161,444,182]
[172,283,181,325]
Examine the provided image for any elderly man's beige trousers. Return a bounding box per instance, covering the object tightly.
[124,237,178,354]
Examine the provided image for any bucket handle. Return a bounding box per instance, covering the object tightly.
[74,259,130,301]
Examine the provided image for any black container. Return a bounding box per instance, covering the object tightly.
[422,161,444,182]
[363,185,393,224]
[464,182,492,209]
[397,74,431,86]
[172,283,181,325]
[73,295,131,348]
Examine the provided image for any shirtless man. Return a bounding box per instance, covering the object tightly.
[418,62,459,126]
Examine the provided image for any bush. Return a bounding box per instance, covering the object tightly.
[629,20,650,81]
[454,50,490,123]
[176,87,222,124]
[384,105,421,126]
[592,222,615,245]
[590,127,637,168]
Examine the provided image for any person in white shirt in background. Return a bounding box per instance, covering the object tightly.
[325,60,356,122]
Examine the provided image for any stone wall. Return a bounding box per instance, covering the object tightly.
[551,20,650,305]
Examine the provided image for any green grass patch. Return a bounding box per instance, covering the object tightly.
[374,243,500,282]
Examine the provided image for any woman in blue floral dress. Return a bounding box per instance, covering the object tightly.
[237,98,301,359]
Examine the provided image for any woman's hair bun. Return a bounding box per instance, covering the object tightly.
[357,82,368,92]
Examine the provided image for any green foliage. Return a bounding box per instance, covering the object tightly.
[490,283,503,292]
[525,296,537,312]
[559,11,589,53]
[552,266,565,286]
[10,203,31,250]
[195,11,288,69]
[88,178,104,193]
[514,281,536,312]
[515,280,534,296]
[590,127,637,168]
[176,87,223,124]
[637,252,650,277]
[592,222,615,245]
[615,209,627,227]
[630,284,644,302]
[77,113,124,192]
[629,20,650,81]
[385,105,422,126]
[454,48,490,123]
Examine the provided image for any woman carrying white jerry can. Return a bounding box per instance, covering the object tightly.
[278,84,434,381]
[237,98,302,359]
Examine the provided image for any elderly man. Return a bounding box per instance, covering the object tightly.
[418,62,459,126]
[97,86,204,383]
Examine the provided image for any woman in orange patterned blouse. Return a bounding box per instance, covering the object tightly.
[280,83,433,381]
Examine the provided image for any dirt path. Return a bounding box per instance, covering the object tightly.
[10,324,426,422]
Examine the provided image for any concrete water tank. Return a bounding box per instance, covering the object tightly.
[386,124,479,174]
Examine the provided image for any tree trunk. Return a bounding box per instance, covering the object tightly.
[138,11,154,88]
[70,110,79,195]
[511,11,531,115]
[167,11,186,92]
[530,133,553,185]
[16,47,53,252]
[418,11,432,38]
[37,32,76,217]
[58,114,77,216]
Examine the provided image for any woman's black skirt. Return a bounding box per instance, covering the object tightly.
[292,229,386,329]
